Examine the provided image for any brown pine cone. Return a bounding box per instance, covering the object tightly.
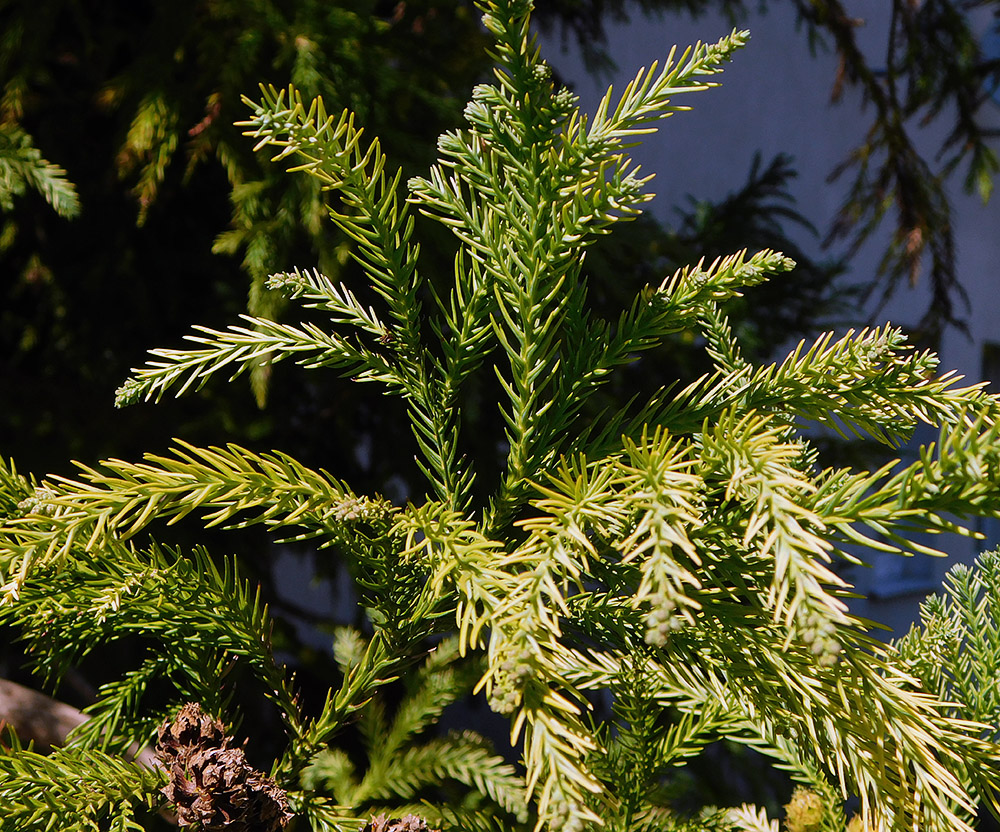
[155,702,292,832]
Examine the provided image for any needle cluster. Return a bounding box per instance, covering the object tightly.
[4,1,1000,831]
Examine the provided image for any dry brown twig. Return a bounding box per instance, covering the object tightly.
[0,676,158,767]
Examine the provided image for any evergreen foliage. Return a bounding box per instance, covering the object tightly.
[0,0,845,513]
[3,1,1000,831]
[0,731,162,832]
[0,123,79,219]
[542,0,1000,337]
[891,549,1000,829]
[303,631,529,830]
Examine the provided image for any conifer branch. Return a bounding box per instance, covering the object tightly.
[0,738,164,832]
[0,123,80,218]
[3,541,303,750]
[6,1,1000,829]
[115,314,401,407]
[274,628,432,786]
[237,85,470,510]
[239,86,422,353]
[890,550,1000,820]
[611,325,991,450]
[0,442,393,600]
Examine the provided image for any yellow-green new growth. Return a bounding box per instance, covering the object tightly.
[4,0,1000,830]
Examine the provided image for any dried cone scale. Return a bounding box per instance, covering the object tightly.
[155,703,292,832]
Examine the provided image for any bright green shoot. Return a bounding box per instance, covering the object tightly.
[5,0,1000,830]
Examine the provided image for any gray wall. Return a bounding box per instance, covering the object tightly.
[540,2,1000,636]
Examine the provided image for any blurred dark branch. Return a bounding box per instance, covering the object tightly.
[0,676,157,768]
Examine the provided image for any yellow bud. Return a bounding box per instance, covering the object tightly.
[784,786,824,832]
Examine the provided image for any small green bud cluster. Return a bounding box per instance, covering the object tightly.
[487,639,534,715]
[552,87,577,113]
[264,273,297,291]
[114,378,143,408]
[689,269,710,289]
[853,331,892,368]
[16,487,58,518]
[798,607,841,668]
[252,113,298,135]
[332,496,392,524]
[784,786,824,832]
[845,814,874,832]
[546,783,585,832]
[530,62,552,83]
[643,591,683,647]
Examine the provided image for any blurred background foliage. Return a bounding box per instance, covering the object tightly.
[0,0,853,486]
[539,0,1000,338]
[3,0,997,485]
[0,0,491,479]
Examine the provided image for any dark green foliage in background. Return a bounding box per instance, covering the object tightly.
[0,0,491,474]
[4,0,998,486]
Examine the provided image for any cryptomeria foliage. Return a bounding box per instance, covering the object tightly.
[0,123,79,220]
[302,630,529,830]
[4,1,1000,830]
[0,0,845,511]
[544,0,1000,337]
